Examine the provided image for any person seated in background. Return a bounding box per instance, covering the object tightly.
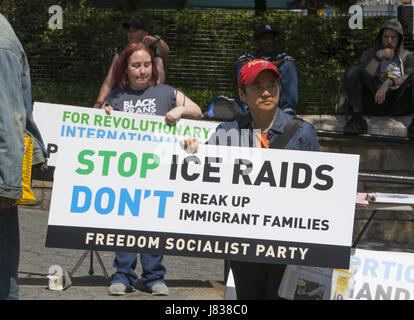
[0,13,47,300]
[235,23,298,115]
[343,19,414,139]
[93,18,169,109]
[182,59,319,299]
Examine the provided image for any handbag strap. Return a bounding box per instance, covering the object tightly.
[269,118,304,149]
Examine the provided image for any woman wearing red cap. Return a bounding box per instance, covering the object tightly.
[104,42,202,296]
[183,59,319,300]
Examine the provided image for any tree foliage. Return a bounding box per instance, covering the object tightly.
[1,1,390,113]
[290,0,357,13]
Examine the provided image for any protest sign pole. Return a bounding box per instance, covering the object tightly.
[68,250,110,281]
[352,210,378,248]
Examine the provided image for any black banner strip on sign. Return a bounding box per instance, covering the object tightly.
[46,225,351,269]
[32,165,55,181]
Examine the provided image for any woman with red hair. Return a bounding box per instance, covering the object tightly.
[105,43,202,297]
[105,42,202,123]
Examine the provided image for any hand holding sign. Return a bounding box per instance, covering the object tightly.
[180,138,199,154]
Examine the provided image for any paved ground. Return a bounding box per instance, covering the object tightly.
[16,206,414,302]
[18,207,226,300]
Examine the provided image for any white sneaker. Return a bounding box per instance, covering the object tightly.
[108,282,127,295]
[151,282,169,296]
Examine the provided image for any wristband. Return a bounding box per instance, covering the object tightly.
[390,78,396,86]
[153,35,161,44]
[374,54,381,62]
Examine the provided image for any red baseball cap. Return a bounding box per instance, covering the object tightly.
[238,59,281,88]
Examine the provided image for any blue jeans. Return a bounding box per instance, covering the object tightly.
[0,206,19,300]
[278,60,298,114]
[110,252,166,289]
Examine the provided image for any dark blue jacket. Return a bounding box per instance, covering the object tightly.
[207,108,320,151]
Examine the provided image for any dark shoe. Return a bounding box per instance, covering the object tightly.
[408,119,414,141]
[343,114,368,135]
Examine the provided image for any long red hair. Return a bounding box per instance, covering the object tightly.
[113,42,159,89]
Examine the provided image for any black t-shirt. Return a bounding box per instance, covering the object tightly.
[105,84,176,116]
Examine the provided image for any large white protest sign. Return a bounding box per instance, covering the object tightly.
[348,249,414,300]
[46,131,359,268]
[33,102,218,167]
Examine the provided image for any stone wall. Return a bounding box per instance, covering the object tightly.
[309,115,414,244]
[24,115,414,244]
